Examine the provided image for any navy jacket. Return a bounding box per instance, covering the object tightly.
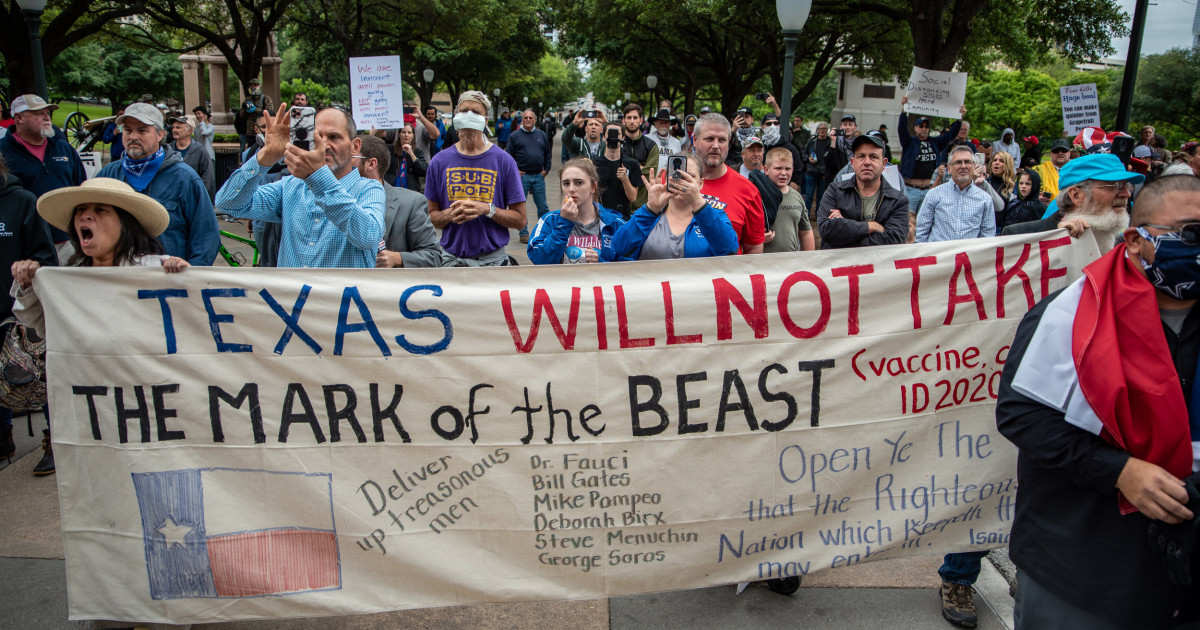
[0,127,86,242]
[898,113,962,179]
[0,174,57,319]
[506,126,552,174]
[98,148,220,265]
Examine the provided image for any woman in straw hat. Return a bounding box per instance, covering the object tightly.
[8,178,189,480]
[11,178,189,336]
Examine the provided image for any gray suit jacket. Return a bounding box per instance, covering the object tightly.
[382,182,442,267]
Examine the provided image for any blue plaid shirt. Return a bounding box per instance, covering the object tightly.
[915,181,995,243]
[216,159,385,268]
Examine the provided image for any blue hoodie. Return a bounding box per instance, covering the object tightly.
[611,203,739,260]
[527,204,625,264]
[98,147,219,265]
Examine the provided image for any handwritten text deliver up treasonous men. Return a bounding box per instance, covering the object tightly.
[39,232,1100,624]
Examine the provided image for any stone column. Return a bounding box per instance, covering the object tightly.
[179,56,205,113]
[262,61,282,109]
[209,62,231,125]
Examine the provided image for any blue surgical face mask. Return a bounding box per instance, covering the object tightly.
[1136,227,1200,300]
[453,111,488,133]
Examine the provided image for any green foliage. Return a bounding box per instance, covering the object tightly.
[1132,47,1200,141]
[47,38,182,114]
[965,70,1060,138]
[280,78,331,106]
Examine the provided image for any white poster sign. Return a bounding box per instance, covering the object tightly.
[349,55,405,130]
[1059,84,1101,134]
[79,151,104,179]
[903,67,968,120]
[40,233,1099,624]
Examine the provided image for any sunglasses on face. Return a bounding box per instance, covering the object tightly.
[762,121,780,127]
[1051,148,1069,154]
[1141,223,1200,246]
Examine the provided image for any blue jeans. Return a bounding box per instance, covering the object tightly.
[905,186,929,214]
[521,172,549,226]
[804,173,826,210]
[939,551,988,586]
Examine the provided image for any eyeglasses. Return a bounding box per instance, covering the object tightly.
[1050,148,1070,154]
[1140,223,1200,246]
[762,121,780,127]
[949,159,975,166]
[1090,181,1133,194]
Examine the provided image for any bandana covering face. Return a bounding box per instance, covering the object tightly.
[762,126,781,146]
[1136,228,1200,301]
[121,146,166,192]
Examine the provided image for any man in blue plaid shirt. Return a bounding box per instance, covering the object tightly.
[915,145,995,243]
[216,105,384,268]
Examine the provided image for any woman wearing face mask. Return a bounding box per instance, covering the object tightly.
[527,158,625,264]
[1001,168,1046,230]
[611,155,739,260]
[385,123,428,192]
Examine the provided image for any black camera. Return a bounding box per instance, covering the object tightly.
[605,127,621,148]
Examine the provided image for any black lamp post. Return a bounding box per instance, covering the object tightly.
[646,75,657,111]
[16,0,49,99]
[776,0,813,144]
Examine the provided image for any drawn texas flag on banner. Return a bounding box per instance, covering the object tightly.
[131,468,341,600]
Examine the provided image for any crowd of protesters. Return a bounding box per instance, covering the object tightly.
[1,80,1199,630]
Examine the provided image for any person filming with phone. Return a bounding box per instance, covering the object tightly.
[594,121,644,220]
[215,104,385,268]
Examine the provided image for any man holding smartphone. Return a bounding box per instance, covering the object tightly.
[595,122,643,220]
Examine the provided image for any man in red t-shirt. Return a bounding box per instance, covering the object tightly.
[693,113,765,254]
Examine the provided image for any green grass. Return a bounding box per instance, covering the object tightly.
[52,101,116,127]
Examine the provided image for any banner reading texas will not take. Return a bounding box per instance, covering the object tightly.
[38,231,1099,624]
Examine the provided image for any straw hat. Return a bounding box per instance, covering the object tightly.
[36,178,170,237]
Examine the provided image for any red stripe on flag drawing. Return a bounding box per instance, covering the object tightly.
[207,529,339,597]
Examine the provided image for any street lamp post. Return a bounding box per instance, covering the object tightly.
[493,87,502,131]
[776,0,813,144]
[422,68,434,110]
[16,0,48,99]
[646,75,657,110]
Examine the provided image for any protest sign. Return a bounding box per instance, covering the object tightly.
[1059,84,1101,135]
[903,67,968,120]
[40,232,1100,624]
[349,55,405,130]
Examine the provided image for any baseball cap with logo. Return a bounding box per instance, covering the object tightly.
[116,103,165,128]
[11,94,58,115]
[743,136,764,148]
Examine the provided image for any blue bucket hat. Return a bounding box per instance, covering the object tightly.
[1058,153,1144,190]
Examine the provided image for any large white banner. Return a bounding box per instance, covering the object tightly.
[39,232,1099,624]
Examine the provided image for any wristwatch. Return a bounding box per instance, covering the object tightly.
[486,203,497,218]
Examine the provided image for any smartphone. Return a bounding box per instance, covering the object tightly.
[972,152,986,167]
[584,110,600,119]
[289,106,316,150]
[605,128,621,143]
[834,128,846,137]
[1111,135,1134,165]
[403,105,416,114]
[666,154,687,182]
[755,93,768,101]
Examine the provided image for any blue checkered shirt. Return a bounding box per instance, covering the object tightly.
[216,159,385,268]
[915,181,995,243]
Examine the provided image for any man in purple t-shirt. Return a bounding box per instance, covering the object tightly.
[425,91,526,266]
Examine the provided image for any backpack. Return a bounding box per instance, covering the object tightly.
[0,317,47,412]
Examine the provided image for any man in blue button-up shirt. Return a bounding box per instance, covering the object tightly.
[916,145,995,243]
[216,105,384,268]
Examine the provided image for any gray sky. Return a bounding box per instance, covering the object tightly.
[1109,0,1196,57]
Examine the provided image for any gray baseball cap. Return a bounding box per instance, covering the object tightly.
[11,94,58,115]
[116,102,164,128]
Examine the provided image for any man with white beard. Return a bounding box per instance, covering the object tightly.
[648,108,681,172]
[425,90,527,266]
[1002,154,1143,252]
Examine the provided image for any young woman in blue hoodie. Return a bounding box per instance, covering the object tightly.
[527,157,625,264]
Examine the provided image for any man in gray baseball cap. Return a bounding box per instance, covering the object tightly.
[97,102,219,265]
[0,94,82,246]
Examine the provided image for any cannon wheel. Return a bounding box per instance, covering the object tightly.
[64,111,89,148]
